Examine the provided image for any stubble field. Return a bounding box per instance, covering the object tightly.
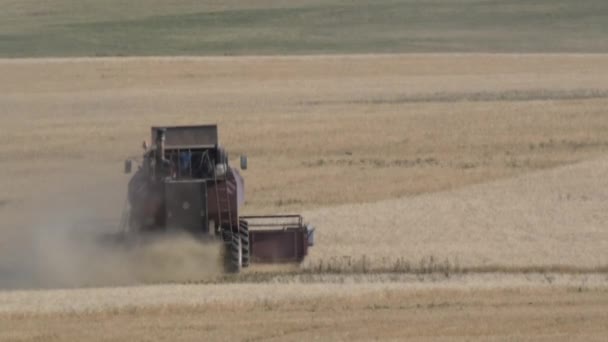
[1,54,608,340]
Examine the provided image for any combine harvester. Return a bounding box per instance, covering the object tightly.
[122,125,315,273]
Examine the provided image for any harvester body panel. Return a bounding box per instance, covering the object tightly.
[164,180,208,234]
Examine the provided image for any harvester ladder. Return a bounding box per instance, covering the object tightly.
[213,164,233,232]
[118,196,130,233]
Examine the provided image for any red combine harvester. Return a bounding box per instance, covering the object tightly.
[123,125,315,273]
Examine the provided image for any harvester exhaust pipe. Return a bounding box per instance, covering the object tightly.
[155,128,167,180]
[156,128,166,163]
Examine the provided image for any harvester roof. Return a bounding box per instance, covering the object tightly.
[151,124,218,149]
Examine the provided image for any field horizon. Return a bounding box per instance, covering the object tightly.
[1,0,608,57]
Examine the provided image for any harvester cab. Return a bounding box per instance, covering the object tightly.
[122,125,314,273]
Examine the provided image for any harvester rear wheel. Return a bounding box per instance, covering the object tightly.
[223,231,242,273]
[239,220,250,267]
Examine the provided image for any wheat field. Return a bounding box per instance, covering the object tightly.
[1,54,608,340]
[3,54,608,214]
[302,157,608,272]
[1,276,607,341]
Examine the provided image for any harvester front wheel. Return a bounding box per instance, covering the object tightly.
[224,231,242,274]
[239,220,250,267]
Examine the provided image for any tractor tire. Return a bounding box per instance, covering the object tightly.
[239,220,250,267]
[223,231,242,274]
[221,228,232,243]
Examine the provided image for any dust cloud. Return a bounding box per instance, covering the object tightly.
[0,227,224,289]
[0,168,223,290]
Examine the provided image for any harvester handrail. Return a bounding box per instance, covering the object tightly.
[240,214,303,228]
[241,214,302,219]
